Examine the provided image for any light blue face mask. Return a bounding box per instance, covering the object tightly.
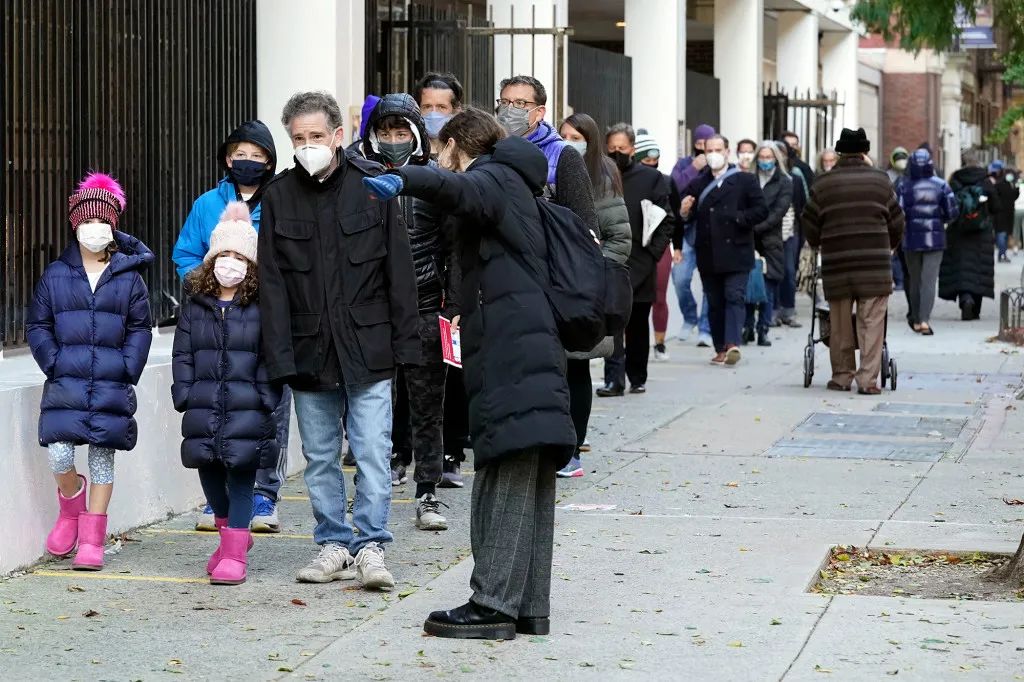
[757,159,776,173]
[423,111,453,139]
[565,139,588,157]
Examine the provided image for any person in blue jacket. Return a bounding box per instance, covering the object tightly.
[172,201,281,585]
[172,120,290,534]
[27,171,154,572]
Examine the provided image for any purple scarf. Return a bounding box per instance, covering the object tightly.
[526,120,565,186]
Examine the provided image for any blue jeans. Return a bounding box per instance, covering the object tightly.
[997,231,1009,258]
[293,381,393,552]
[777,236,799,315]
[672,241,710,334]
[745,278,779,335]
[703,270,748,352]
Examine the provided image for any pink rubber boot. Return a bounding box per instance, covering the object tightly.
[71,512,108,571]
[210,527,250,585]
[46,475,88,557]
[206,518,255,575]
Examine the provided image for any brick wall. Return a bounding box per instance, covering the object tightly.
[880,72,942,168]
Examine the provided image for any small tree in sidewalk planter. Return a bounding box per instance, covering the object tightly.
[853,0,1024,588]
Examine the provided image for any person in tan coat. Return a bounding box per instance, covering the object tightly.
[802,128,905,394]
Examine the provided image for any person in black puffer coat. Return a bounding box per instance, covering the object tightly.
[939,152,1002,319]
[364,109,576,641]
[172,202,281,586]
[361,93,454,528]
[744,140,793,346]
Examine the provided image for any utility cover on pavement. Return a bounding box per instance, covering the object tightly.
[794,412,968,439]
[872,402,981,418]
[764,438,948,462]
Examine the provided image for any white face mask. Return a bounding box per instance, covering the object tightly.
[294,128,339,176]
[738,151,755,166]
[565,139,588,157]
[214,256,248,288]
[706,151,727,171]
[77,223,114,253]
[894,159,908,171]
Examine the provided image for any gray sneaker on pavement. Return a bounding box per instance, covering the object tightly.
[415,493,449,531]
[296,543,356,583]
[355,542,395,591]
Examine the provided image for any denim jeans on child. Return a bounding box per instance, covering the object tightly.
[293,381,393,554]
[672,240,710,334]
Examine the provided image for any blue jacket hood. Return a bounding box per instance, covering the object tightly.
[909,149,935,180]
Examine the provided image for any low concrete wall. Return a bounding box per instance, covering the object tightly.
[1,334,304,575]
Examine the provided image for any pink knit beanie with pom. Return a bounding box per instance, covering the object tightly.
[206,201,258,263]
[68,172,126,229]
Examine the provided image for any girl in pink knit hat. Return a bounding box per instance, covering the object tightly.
[27,171,154,571]
[171,201,280,585]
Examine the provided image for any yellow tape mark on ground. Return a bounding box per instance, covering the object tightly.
[279,496,415,504]
[338,466,474,476]
[31,569,207,584]
[141,528,314,540]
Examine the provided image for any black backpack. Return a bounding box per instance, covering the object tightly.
[503,198,632,352]
[954,183,989,232]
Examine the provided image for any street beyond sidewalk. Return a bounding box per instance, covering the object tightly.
[2,261,1023,681]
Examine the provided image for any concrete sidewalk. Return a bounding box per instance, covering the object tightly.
[2,259,1023,681]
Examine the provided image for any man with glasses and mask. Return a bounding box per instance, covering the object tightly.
[495,75,598,232]
[258,90,420,592]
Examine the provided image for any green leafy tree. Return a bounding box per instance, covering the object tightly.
[854,0,1024,588]
[852,0,1024,146]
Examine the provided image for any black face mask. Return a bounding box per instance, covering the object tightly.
[379,140,417,167]
[229,159,267,187]
[692,146,704,157]
[608,150,633,173]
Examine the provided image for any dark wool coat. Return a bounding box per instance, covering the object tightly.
[899,154,958,253]
[939,166,999,301]
[394,136,577,470]
[991,176,1020,235]
[258,149,420,391]
[27,232,154,450]
[172,296,281,470]
[683,167,769,275]
[802,156,905,301]
[752,168,793,282]
[621,162,676,302]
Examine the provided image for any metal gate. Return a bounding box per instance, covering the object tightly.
[367,1,572,122]
[568,42,631,132]
[763,83,844,161]
[2,0,257,349]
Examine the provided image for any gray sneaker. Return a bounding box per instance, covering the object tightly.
[195,504,217,531]
[415,493,449,531]
[354,542,395,591]
[296,543,356,583]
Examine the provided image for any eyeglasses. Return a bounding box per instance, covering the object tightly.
[496,98,537,110]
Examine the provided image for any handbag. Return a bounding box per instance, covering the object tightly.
[745,258,767,305]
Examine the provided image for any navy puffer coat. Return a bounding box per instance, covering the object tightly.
[27,232,154,450]
[899,149,958,252]
[171,295,281,470]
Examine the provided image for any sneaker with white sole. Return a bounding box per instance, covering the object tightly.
[296,543,356,583]
[697,332,713,348]
[354,542,395,591]
[415,493,449,531]
[391,462,408,486]
[557,456,584,478]
[579,439,591,453]
[250,494,280,533]
[653,343,670,362]
[195,504,217,531]
[678,325,695,343]
[439,455,465,488]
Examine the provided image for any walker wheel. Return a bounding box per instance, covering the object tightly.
[803,344,814,388]
[889,359,898,391]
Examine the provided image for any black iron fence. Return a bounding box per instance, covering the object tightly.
[2,0,257,348]
[763,83,843,162]
[568,42,631,132]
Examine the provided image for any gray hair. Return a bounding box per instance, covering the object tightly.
[757,140,790,176]
[961,149,981,168]
[281,91,343,131]
[606,122,635,145]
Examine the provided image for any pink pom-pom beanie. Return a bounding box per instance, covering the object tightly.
[68,171,127,229]
[205,201,258,264]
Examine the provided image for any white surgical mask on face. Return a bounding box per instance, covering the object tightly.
[894,159,908,171]
[214,256,248,288]
[565,139,588,157]
[294,128,339,176]
[738,151,755,167]
[706,151,727,171]
[77,222,114,253]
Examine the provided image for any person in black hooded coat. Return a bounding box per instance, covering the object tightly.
[363,108,576,640]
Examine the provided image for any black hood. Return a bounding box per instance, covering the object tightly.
[488,135,548,194]
[952,165,988,187]
[361,93,430,167]
[217,120,278,183]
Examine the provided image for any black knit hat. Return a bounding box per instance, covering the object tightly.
[835,128,870,154]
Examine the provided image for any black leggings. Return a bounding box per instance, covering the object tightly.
[198,463,257,529]
[566,358,592,452]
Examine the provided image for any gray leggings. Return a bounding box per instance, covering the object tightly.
[47,443,116,485]
[905,250,943,324]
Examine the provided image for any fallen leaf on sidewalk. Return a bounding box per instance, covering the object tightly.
[82,610,99,618]
[639,549,666,555]
[1003,497,1024,505]
[727,640,743,647]
[724,482,739,488]
[814,665,833,673]
[398,589,416,599]
[66,585,85,593]
[770,618,782,625]
[291,598,307,606]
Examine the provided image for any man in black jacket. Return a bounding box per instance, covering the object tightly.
[681,135,769,366]
[599,123,675,395]
[361,93,454,531]
[259,91,419,592]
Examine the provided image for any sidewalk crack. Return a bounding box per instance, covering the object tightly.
[779,595,834,681]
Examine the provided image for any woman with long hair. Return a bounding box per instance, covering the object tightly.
[556,113,632,477]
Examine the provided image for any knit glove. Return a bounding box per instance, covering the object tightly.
[363,174,404,201]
